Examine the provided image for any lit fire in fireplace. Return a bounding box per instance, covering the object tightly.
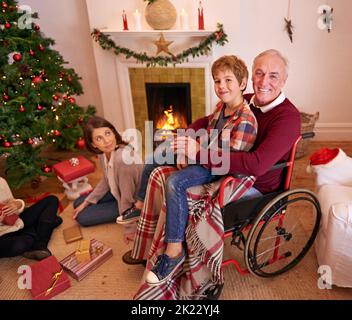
[156,105,188,131]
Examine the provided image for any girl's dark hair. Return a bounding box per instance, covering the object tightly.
[83,116,127,154]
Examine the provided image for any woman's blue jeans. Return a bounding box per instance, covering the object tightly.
[73,191,118,227]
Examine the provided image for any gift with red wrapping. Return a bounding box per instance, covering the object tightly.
[52,155,95,182]
[2,213,19,226]
[30,255,71,300]
[60,239,113,281]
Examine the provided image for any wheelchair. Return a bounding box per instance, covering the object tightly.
[217,132,322,279]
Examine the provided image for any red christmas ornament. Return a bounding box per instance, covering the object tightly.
[13,53,22,62]
[34,24,40,31]
[28,138,34,145]
[76,137,85,149]
[38,44,45,52]
[32,76,43,85]
[19,105,25,112]
[4,22,11,29]
[52,95,59,101]
[29,49,35,57]
[215,31,224,41]
[2,94,9,102]
[67,75,73,83]
[78,117,84,124]
[54,130,61,137]
[68,97,76,104]
[3,141,12,148]
[2,1,8,9]
[37,104,43,110]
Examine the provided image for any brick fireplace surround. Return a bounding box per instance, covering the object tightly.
[129,67,206,151]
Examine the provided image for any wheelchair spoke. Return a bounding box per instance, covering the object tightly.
[255,240,287,262]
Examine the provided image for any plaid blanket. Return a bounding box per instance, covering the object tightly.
[131,166,256,300]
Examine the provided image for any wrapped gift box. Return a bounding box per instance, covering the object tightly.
[2,213,19,226]
[75,239,91,263]
[30,256,71,300]
[60,239,113,281]
[63,225,83,244]
[52,156,95,182]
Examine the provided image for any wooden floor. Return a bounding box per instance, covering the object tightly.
[0,140,351,300]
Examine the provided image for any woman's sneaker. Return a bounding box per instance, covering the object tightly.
[145,250,186,286]
[116,206,141,225]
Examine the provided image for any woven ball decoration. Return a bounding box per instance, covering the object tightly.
[145,0,177,30]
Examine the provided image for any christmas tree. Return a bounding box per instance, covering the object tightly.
[0,0,95,188]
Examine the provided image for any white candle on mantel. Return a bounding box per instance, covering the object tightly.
[180,8,189,30]
[134,9,142,31]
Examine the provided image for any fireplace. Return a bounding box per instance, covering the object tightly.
[127,67,211,155]
[145,83,192,131]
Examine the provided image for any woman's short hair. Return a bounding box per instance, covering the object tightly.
[83,116,127,154]
[211,55,249,91]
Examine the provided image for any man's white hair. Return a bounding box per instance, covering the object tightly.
[253,49,289,76]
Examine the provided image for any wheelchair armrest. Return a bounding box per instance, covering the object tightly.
[218,174,247,209]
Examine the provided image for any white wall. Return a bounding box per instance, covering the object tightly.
[18,0,103,115]
[20,0,352,140]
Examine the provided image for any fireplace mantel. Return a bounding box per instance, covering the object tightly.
[101,29,214,39]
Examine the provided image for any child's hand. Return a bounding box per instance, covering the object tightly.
[176,163,188,170]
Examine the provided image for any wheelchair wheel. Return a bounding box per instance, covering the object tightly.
[244,189,321,277]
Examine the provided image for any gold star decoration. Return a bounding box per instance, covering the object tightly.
[153,33,173,56]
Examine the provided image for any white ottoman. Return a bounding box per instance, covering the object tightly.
[315,184,352,287]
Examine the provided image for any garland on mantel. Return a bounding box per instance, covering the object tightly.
[91,23,228,67]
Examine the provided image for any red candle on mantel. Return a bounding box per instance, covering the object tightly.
[122,10,128,30]
[198,1,204,30]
